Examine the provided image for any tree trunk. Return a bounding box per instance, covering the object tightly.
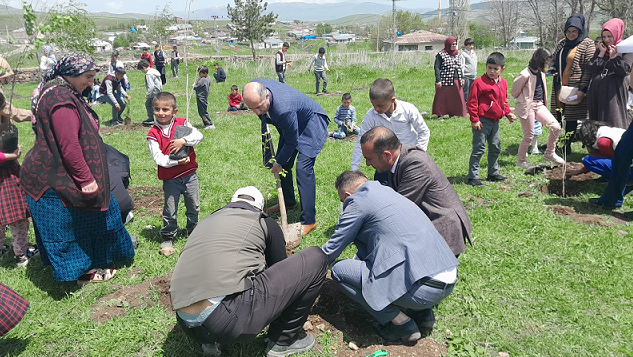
[250,38,256,61]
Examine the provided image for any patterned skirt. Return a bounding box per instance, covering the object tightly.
[0,283,29,337]
[27,189,135,281]
[0,161,30,226]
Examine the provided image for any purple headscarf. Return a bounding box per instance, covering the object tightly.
[44,52,99,82]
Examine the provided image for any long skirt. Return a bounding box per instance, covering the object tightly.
[432,79,467,117]
[27,189,135,282]
[0,283,29,337]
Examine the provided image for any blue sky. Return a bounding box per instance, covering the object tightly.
[4,0,453,15]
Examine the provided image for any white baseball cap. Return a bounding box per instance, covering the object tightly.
[231,186,264,210]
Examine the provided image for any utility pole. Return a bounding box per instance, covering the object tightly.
[211,15,221,56]
[388,0,404,52]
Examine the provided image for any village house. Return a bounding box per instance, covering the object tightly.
[383,29,447,52]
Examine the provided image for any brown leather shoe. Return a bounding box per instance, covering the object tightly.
[301,223,317,236]
[266,204,297,213]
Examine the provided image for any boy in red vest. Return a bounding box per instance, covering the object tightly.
[146,92,203,256]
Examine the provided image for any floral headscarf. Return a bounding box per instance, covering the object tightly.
[44,53,99,83]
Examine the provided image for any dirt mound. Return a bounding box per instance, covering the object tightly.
[544,162,598,196]
[129,186,164,217]
[91,274,172,323]
[329,133,358,142]
[306,277,447,357]
[100,122,150,133]
[546,205,626,226]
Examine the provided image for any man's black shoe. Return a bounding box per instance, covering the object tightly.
[486,174,507,182]
[467,178,485,187]
[142,119,155,127]
[372,319,421,343]
[409,309,435,329]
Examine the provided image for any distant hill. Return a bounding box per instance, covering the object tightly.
[177,1,434,22]
[91,12,152,20]
[327,14,382,27]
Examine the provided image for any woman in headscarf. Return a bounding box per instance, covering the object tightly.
[38,45,56,75]
[549,14,596,152]
[20,53,135,284]
[586,18,633,129]
[432,37,467,117]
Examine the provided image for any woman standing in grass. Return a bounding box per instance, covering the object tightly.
[432,37,467,118]
[20,53,135,284]
[549,14,595,152]
[586,18,633,129]
[512,47,565,168]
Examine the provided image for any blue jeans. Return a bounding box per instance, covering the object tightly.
[98,94,126,122]
[332,124,359,139]
[161,172,200,237]
[468,117,501,179]
[314,71,328,93]
[331,259,455,324]
[583,155,633,181]
[599,122,633,207]
[145,97,155,122]
[277,72,286,84]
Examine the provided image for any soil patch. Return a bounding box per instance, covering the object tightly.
[544,162,598,196]
[100,122,150,134]
[328,133,358,143]
[306,277,447,357]
[546,204,626,226]
[129,186,164,217]
[91,274,172,323]
[214,109,251,115]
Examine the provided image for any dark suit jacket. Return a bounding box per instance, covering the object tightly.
[388,145,473,256]
[322,181,459,311]
[253,78,329,165]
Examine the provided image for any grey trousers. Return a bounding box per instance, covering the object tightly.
[277,72,286,83]
[98,94,126,122]
[161,172,200,237]
[145,97,155,122]
[314,71,328,93]
[468,117,501,179]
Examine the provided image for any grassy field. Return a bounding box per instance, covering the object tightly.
[1,50,632,357]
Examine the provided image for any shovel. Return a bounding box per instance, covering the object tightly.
[265,125,302,249]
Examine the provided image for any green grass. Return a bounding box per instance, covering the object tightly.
[1,50,633,357]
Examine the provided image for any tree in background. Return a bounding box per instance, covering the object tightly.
[485,0,521,48]
[227,0,278,60]
[150,4,173,46]
[316,23,333,37]
[24,0,97,54]
[598,0,633,37]
[468,23,495,48]
[371,10,428,51]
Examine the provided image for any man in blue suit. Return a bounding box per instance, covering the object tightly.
[243,79,330,235]
[322,171,459,343]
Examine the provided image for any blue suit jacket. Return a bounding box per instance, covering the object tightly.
[322,181,459,311]
[253,78,329,164]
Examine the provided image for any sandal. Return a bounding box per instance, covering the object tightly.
[77,268,117,285]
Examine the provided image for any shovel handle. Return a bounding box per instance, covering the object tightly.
[267,125,289,231]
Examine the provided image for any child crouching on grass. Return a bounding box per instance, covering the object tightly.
[146,92,203,256]
[332,92,359,139]
[228,85,248,111]
[466,52,516,187]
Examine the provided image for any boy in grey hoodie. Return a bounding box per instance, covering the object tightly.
[308,47,330,95]
[138,59,163,126]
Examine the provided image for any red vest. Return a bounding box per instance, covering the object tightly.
[146,117,198,181]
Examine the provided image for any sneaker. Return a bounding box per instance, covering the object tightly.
[15,255,29,267]
[467,178,485,187]
[487,174,507,182]
[409,308,436,330]
[265,333,316,357]
[530,148,541,154]
[201,342,221,357]
[516,162,531,169]
[142,119,155,127]
[544,153,565,166]
[109,119,123,127]
[204,124,216,130]
[372,319,422,343]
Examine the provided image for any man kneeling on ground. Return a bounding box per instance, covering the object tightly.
[170,186,327,357]
[322,171,459,343]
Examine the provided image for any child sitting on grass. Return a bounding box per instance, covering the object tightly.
[332,93,359,139]
[466,52,516,187]
[228,85,248,111]
[146,92,203,256]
